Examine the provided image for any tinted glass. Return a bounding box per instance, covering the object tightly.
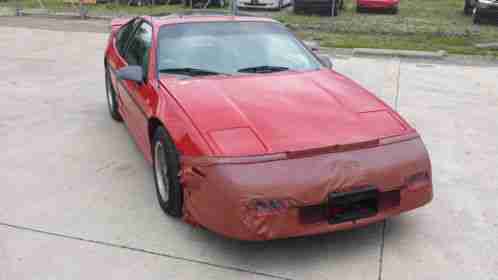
[125,22,153,77]
[157,22,321,75]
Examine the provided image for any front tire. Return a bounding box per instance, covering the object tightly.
[152,127,183,218]
[105,66,122,122]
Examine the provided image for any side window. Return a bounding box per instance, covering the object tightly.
[125,22,153,80]
[116,19,139,57]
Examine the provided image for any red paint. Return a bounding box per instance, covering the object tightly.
[357,0,399,9]
[161,70,414,156]
[105,15,433,240]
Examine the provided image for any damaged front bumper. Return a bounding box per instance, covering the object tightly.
[180,135,433,240]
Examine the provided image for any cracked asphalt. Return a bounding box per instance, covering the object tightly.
[1,16,498,280]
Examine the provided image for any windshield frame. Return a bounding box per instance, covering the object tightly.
[155,20,325,78]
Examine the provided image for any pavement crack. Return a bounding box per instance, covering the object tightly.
[378,220,387,280]
[0,222,293,280]
[96,160,116,173]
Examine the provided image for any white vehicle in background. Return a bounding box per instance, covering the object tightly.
[237,0,292,10]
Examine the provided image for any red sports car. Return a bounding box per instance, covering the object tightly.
[104,12,432,240]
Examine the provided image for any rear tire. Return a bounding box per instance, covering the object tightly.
[105,66,123,122]
[390,5,398,14]
[152,126,183,218]
[473,7,481,24]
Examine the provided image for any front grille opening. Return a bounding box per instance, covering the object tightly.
[328,187,379,224]
[298,188,401,225]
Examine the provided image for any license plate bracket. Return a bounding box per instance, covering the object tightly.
[328,187,378,224]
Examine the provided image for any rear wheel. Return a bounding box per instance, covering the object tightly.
[152,127,183,217]
[390,5,398,14]
[473,7,481,24]
[105,66,122,122]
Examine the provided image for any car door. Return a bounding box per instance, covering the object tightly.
[119,21,155,156]
[107,18,139,120]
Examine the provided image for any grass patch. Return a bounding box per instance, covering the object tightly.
[1,0,497,56]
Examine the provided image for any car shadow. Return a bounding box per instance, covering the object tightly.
[382,214,416,241]
[186,220,385,275]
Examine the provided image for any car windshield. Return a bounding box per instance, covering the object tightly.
[157,21,321,76]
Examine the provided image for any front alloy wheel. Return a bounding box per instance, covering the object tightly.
[152,127,183,217]
[154,141,170,204]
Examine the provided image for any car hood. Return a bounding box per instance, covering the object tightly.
[160,70,412,156]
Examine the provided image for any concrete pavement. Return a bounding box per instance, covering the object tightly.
[1,19,497,280]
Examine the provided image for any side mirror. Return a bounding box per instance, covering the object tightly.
[116,65,144,83]
[318,55,333,69]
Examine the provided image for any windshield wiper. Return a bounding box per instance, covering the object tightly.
[237,66,290,74]
[159,67,229,77]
